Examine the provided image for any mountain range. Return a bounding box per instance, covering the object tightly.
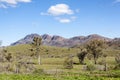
[11,34,119,47]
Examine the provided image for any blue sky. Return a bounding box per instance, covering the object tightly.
[0,0,120,46]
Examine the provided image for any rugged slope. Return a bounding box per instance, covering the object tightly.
[11,34,112,47]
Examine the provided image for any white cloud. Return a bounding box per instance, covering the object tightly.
[0,0,31,8]
[41,3,78,23]
[113,0,120,3]
[70,16,77,20]
[116,0,120,2]
[59,18,71,23]
[48,4,74,16]
[17,0,31,3]
[56,16,77,23]
[0,0,31,4]
[0,0,16,4]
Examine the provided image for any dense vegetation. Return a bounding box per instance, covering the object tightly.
[0,38,120,80]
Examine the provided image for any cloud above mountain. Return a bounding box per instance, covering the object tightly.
[55,16,77,23]
[48,4,74,16]
[58,18,71,23]
[0,0,31,8]
[41,3,78,23]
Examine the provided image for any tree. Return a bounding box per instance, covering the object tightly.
[31,36,42,65]
[86,39,105,64]
[77,48,87,64]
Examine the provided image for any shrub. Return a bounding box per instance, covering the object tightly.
[77,48,87,64]
[114,64,120,70]
[87,53,93,60]
[108,71,120,78]
[114,53,120,70]
[63,56,73,69]
[115,53,120,64]
[33,69,45,74]
[5,53,12,62]
[86,64,96,71]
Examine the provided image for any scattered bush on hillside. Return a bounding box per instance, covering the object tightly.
[0,49,7,62]
[63,55,73,69]
[115,53,120,64]
[0,53,4,62]
[114,53,120,70]
[98,54,108,71]
[33,69,45,74]
[86,64,96,71]
[107,71,120,78]
[5,53,12,62]
[87,53,93,60]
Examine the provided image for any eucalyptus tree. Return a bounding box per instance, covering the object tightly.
[31,36,42,65]
[77,48,87,64]
[86,39,106,64]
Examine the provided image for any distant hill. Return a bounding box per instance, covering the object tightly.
[11,33,113,47]
[107,38,120,49]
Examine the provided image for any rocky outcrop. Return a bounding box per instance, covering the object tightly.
[11,33,112,47]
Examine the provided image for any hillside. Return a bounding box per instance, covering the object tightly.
[6,44,79,59]
[11,34,112,47]
[108,38,120,49]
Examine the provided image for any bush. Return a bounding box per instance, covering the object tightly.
[114,64,120,70]
[86,64,96,71]
[98,59,105,65]
[33,69,45,74]
[107,71,120,78]
[63,56,73,69]
[115,53,120,64]
[114,53,120,70]
[77,49,87,64]
[87,53,93,60]
[5,53,12,62]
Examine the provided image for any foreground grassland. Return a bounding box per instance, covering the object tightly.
[0,44,119,80]
[0,71,120,80]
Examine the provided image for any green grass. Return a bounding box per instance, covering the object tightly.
[0,73,119,80]
[0,44,119,80]
[0,74,56,80]
[6,44,79,56]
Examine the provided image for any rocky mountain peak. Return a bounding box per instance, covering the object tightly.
[51,35,65,41]
[41,34,52,40]
[11,33,114,47]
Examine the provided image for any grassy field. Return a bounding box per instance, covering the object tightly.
[0,71,120,80]
[0,44,119,80]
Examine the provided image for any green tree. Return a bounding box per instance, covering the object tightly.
[77,48,87,64]
[31,36,42,65]
[86,39,106,64]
